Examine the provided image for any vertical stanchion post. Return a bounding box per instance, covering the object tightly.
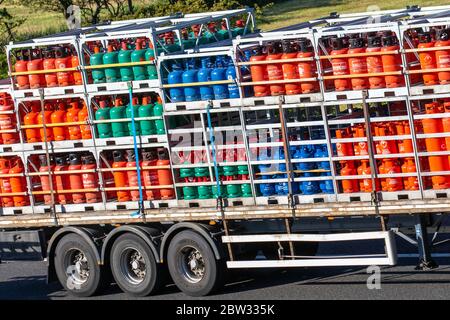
[415,214,438,270]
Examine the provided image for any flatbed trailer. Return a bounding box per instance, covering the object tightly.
[1,5,450,297]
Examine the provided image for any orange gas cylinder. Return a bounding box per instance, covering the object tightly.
[55,47,72,87]
[24,102,41,143]
[112,150,130,202]
[0,97,18,144]
[68,153,85,203]
[405,28,422,86]
[381,35,404,88]
[142,150,160,200]
[0,158,13,207]
[442,102,450,165]
[38,155,55,205]
[43,49,58,87]
[51,101,68,141]
[266,42,285,96]
[69,47,83,85]
[81,154,100,203]
[382,159,403,191]
[401,158,419,191]
[297,38,318,93]
[378,161,387,191]
[15,50,30,90]
[37,102,54,142]
[78,102,91,139]
[249,46,270,97]
[126,150,141,201]
[352,125,368,156]
[9,158,29,207]
[336,128,354,157]
[422,102,449,189]
[319,37,334,90]
[348,37,368,90]
[340,161,359,193]
[366,36,386,89]
[281,40,301,95]
[54,155,70,204]
[357,160,373,192]
[330,37,350,91]
[435,29,450,85]
[27,49,45,89]
[374,124,398,155]
[66,100,82,140]
[156,148,174,199]
[418,32,439,86]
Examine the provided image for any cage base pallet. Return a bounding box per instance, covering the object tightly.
[20,140,96,152]
[94,135,167,147]
[337,193,373,203]
[254,194,337,206]
[423,189,450,199]
[32,202,106,214]
[324,87,408,101]
[105,200,178,211]
[86,80,159,94]
[380,190,422,201]
[241,93,322,107]
[164,98,242,112]
[176,197,255,208]
[410,83,450,97]
[1,143,25,153]
[0,206,34,216]
[12,85,85,99]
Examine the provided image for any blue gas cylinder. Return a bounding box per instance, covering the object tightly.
[226,58,240,99]
[168,64,185,102]
[211,57,229,99]
[300,173,320,195]
[241,50,254,97]
[259,175,275,196]
[198,58,214,100]
[296,145,315,171]
[315,145,334,194]
[182,60,200,102]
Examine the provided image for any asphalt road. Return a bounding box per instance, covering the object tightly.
[1,248,450,300]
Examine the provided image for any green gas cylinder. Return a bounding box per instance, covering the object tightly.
[180,167,197,200]
[110,98,128,137]
[103,44,119,83]
[217,21,230,41]
[145,43,158,80]
[195,167,212,199]
[90,46,105,84]
[153,100,165,134]
[232,20,246,37]
[118,42,133,82]
[223,165,238,177]
[238,165,252,197]
[95,100,112,138]
[126,97,141,136]
[226,184,242,198]
[131,40,148,80]
[139,96,155,135]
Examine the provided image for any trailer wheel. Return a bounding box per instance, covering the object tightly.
[167,230,225,297]
[110,233,164,296]
[54,233,104,297]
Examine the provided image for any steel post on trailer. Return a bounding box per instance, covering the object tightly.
[415,214,438,270]
[206,102,234,261]
[39,89,57,223]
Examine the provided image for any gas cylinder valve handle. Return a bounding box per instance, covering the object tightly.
[127,82,144,217]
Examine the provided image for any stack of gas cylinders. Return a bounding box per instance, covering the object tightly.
[257,144,334,197]
[167,55,240,102]
[94,95,165,138]
[22,99,92,143]
[409,28,450,86]
[0,93,19,145]
[0,156,28,207]
[247,39,319,97]
[14,46,82,89]
[88,38,158,84]
[105,148,174,202]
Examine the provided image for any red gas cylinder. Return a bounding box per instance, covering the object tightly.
[112,150,130,202]
[0,96,19,144]
[54,155,70,204]
[156,148,174,199]
[266,42,285,96]
[249,46,270,97]
[422,102,449,189]
[66,100,82,140]
[442,102,450,165]
[435,29,450,85]
[405,28,422,86]
[281,40,300,95]
[43,49,58,87]
[297,38,318,93]
[319,37,334,90]
[38,155,55,205]
[330,37,350,91]
[366,36,386,89]
[9,158,29,207]
[24,102,41,143]
[418,32,439,86]
[27,49,45,89]
[142,150,160,200]
[68,153,85,203]
[15,50,30,90]
[0,158,13,207]
[51,101,68,141]
[37,102,54,142]
[348,37,368,90]
[381,35,404,88]
[69,47,83,85]
[78,101,92,139]
[125,150,141,201]
[81,154,100,203]
[340,161,359,193]
[55,47,72,87]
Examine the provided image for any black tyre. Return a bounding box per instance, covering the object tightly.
[110,233,164,296]
[167,230,225,297]
[54,233,105,297]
